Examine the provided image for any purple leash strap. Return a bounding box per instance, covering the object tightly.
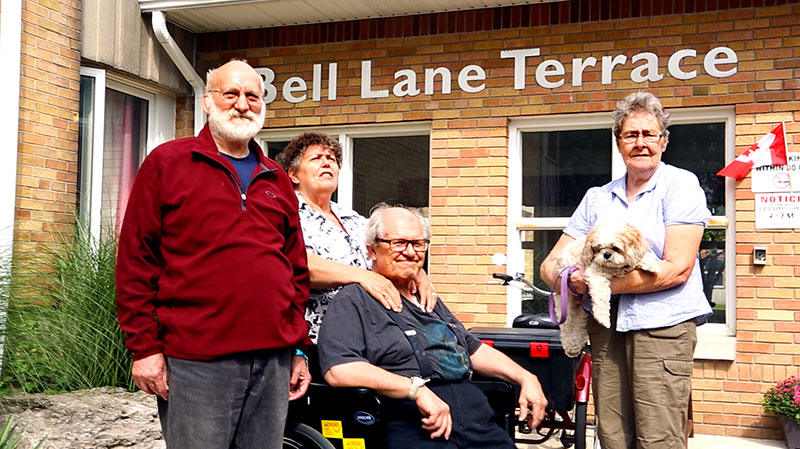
[549,266,577,325]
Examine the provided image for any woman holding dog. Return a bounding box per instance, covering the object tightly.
[541,91,712,449]
[276,132,436,344]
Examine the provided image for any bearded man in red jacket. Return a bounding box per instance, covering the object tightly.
[116,59,310,449]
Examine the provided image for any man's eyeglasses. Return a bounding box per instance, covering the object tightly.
[619,131,663,144]
[375,238,430,253]
[207,89,263,105]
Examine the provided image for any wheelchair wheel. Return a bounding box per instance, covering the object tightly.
[573,402,587,449]
[283,422,335,449]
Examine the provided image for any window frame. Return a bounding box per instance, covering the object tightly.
[257,122,432,211]
[78,67,175,239]
[508,107,736,349]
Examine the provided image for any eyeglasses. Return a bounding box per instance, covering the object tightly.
[207,89,263,105]
[375,238,430,252]
[619,131,663,144]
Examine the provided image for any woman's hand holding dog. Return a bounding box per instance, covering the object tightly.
[567,266,587,304]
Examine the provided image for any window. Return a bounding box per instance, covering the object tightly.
[351,135,429,216]
[259,124,430,217]
[78,68,175,238]
[100,88,148,230]
[508,109,734,337]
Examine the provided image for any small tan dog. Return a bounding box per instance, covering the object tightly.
[554,222,661,357]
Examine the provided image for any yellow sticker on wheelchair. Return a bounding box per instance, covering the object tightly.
[343,438,366,449]
[321,420,343,439]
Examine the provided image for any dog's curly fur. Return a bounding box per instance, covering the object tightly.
[554,222,661,357]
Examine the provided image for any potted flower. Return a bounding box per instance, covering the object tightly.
[763,375,800,449]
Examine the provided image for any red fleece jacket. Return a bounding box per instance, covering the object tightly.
[116,125,309,361]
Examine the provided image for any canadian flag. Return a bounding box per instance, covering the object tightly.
[717,123,787,179]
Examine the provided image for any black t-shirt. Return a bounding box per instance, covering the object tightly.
[318,283,482,381]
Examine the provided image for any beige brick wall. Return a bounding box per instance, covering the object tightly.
[16,0,82,248]
[193,3,800,438]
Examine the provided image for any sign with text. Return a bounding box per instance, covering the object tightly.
[751,152,800,193]
[256,46,738,104]
[755,193,800,229]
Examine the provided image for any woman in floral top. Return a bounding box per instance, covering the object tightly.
[277,132,436,343]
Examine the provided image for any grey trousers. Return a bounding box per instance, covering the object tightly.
[157,348,292,449]
[588,303,697,449]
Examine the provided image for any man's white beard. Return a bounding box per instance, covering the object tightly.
[207,102,265,143]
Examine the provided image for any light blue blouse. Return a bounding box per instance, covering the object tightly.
[563,163,713,331]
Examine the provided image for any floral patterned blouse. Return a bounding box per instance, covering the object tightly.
[296,191,371,343]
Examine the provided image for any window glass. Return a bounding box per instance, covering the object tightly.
[663,122,727,323]
[352,135,429,217]
[662,123,726,215]
[520,229,562,315]
[266,141,289,161]
[101,88,148,230]
[699,229,726,323]
[522,130,612,217]
[77,75,96,224]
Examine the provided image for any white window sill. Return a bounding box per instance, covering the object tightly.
[693,333,736,361]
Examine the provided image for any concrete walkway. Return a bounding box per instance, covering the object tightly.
[516,426,786,448]
[689,434,784,449]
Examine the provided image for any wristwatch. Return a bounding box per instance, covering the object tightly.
[407,376,429,400]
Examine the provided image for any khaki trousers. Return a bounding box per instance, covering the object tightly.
[587,303,697,449]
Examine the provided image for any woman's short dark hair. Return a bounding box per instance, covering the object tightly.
[611,91,671,143]
[276,132,343,171]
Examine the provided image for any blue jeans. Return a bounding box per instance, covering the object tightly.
[157,348,291,449]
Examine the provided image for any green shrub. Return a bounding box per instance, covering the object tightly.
[1,223,133,393]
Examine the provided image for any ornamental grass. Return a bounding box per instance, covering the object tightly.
[0,222,133,393]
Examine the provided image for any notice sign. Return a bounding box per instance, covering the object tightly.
[751,152,800,193]
[755,193,800,229]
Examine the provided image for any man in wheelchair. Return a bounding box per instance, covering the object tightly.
[318,204,547,448]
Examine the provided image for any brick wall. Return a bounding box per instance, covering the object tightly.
[16,0,82,248]
[194,1,800,438]
[174,95,195,139]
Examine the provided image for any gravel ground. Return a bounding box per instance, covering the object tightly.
[0,387,164,449]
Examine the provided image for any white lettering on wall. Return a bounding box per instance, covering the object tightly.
[328,63,338,100]
[393,69,421,97]
[500,48,541,90]
[424,67,452,95]
[361,60,389,99]
[283,77,307,103]
[255,67,278,104]
[668,49,697,80]
[312,64,322,101]
[601,54,627,84]
[704,47,737,78]
[572,57,597,87]
[256,46,740,104]
[458,65,486,93]
[630,52,663,83]
[536,60,565,89]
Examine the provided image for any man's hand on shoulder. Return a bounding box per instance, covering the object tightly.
[415,386,452,440]
[132,353,169,400]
